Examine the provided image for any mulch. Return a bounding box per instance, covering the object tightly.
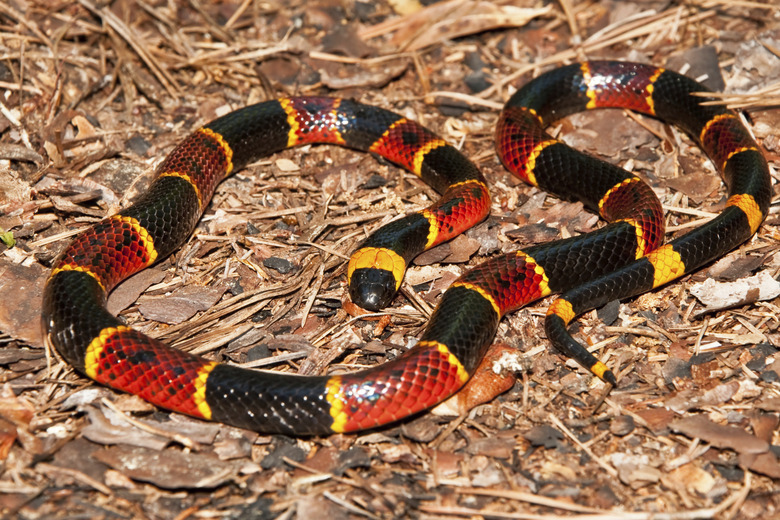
[1,0,780,518]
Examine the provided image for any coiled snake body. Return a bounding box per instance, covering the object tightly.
[43,62,771,434]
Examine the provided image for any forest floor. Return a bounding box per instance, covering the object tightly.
[1,0,780,519]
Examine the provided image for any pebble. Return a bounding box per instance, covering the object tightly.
[610,415,636,437]
[263,256,294,274]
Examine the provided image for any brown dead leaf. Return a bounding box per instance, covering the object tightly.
[317,60,409,90]
[442,234,480,263]
[633,407,676,434]
[750,413,779,443]
[321,25,374,58]
[0,260,47,348]
[432,343,517,417]
[81,406,169,450]
[427,448,464,477]
[343,298,370,318]
[562,110,658,157]
[739,451,780,479]
[0,384,36,461]
[388,0,423,16]
[464,436,515,459]
[610,453,662,489]
[0,143,44,164]
[689,271,780,315]
[665,171,722,203]
[670,415,769,455]
[504,222,560,244]
[700,381,740,407]
[107,268,166,315]
[414,242,452,266]
[212,428,256,461]
[0,169,33,207]
[756,397,780,412]
[138,285,227,324]
[707,254,768,282]
[93,444,248,489]
[0,385,34,428]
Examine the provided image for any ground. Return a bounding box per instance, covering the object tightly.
[1,0,780,519]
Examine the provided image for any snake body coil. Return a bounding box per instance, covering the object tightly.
[43,62,771,434]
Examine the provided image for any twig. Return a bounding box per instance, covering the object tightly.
[424,90,504,109]
[78,0,179,96]
[430,471,753,518]
[557,0,581,44]
[301,263,325,328]
[187,0,234,43]
[101,398,201,450]
[0,2,53,48]
[548,413,619,478]
[36,463,112,495]
[459,487,603,514]
[321,491,379,520]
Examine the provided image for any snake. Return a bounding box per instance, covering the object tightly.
[42,61,771,435]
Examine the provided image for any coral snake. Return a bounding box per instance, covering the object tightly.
[43,61,771,435]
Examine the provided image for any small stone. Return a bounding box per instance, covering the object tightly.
[464,71,490,93]
[361,174,387,189]
[597,300,620,326]
[335,447,371,475]
[260,438,306,470]
[246,221,261,235]
[524,425,563,449]
[610,415,635,437]
[246,344,271,362]
[464,51,486,71]
[126,135,151,156]
[263,256,294,274]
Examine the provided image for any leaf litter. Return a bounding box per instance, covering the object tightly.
[0,0,779,519]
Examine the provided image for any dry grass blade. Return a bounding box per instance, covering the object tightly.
[101,398,200,450]
[697,82,780,110]
[184,43,293,68]
[78,0,179,95]
[0,2,52,48]
[300,263,325,328]
[0,79,43,95]
[548,413,619,478]
[695,0,777,9]
[359,0,553,52]
[187,0,234,43]
[153,278,306,344]
[425,472,753,519]
[236,350,309,368]
[186,323,255,356]
[424,90,504,109]
[458,488,602,514]
[557,0,581,44]
[35,463,112,496]
[308,50,414,65]
[482,7,716,99]
[0,99,32,148]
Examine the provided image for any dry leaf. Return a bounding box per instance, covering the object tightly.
[670,415,769,454]
[689,271,780,314]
